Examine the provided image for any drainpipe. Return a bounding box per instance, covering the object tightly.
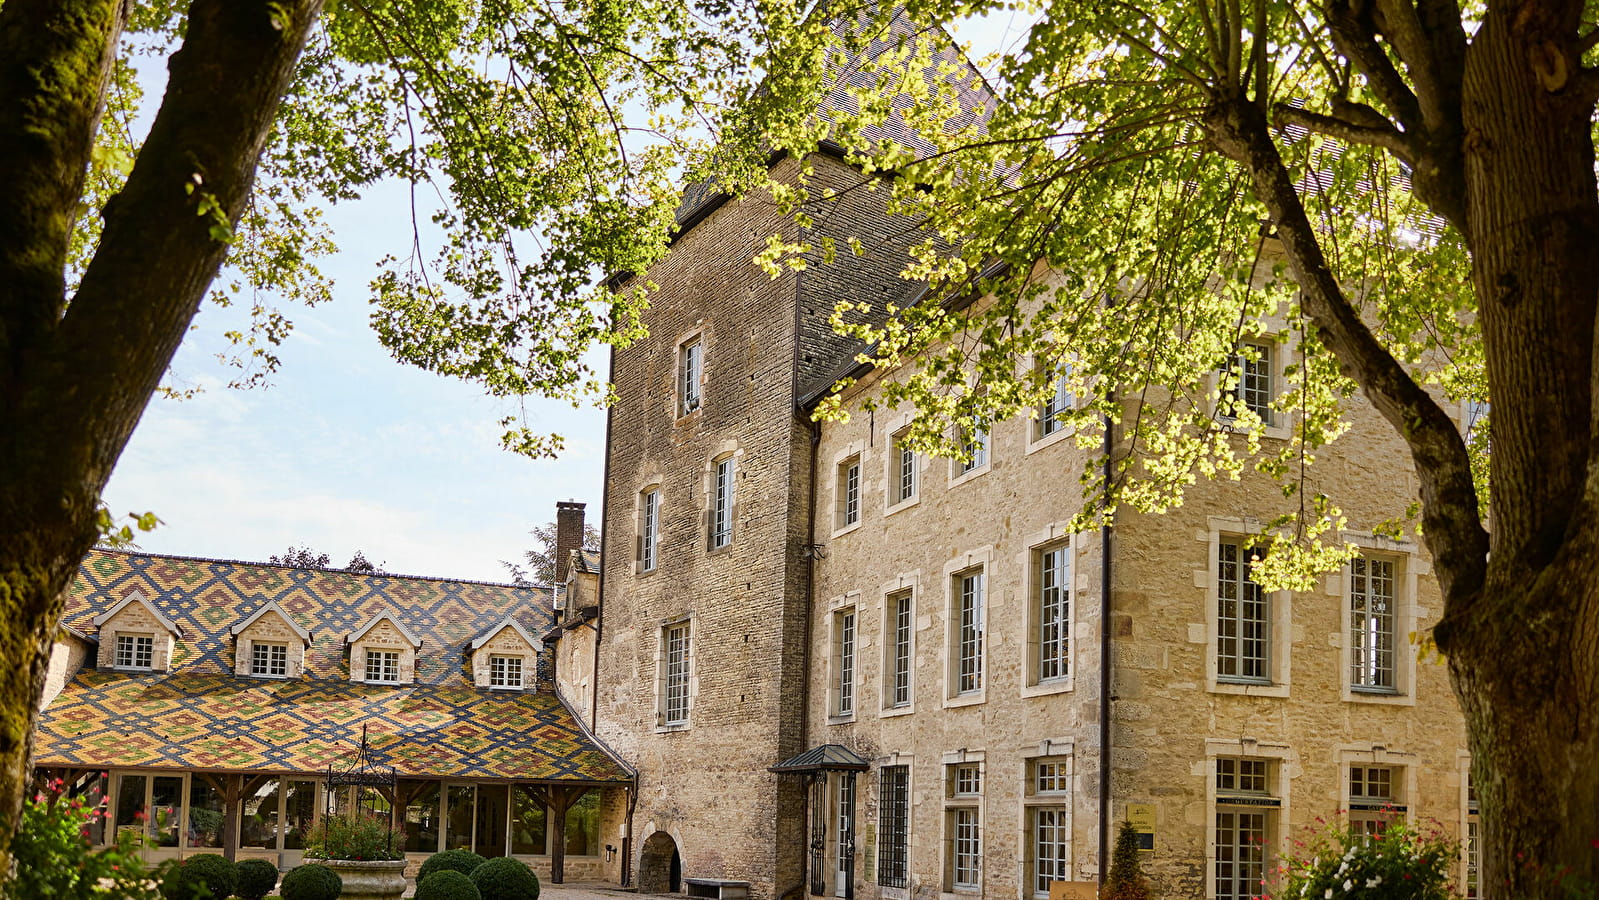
[1097,394,1115,886]
[592,344,615,734]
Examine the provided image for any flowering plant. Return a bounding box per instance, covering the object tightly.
[7,776,166,899]
[308,812,403,861]
[1275,815,1458,900]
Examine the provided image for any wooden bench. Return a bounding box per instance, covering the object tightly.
[684,878,751,900]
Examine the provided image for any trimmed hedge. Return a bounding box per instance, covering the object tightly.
[236,858,281,900]
[418,849,488,883]
[160,853,238,900]
[470,856,540,900]
[281,862,344,900]
[415,868,483,900]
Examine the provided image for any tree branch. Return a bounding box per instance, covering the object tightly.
[1205,95,1489,608]
[1273,102,1418,165]
[43,0,325,494]
[0,0,126,388]
[1324,0,1427,133]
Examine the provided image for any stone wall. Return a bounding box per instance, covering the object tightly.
[233,612,308,678]
[95,600,175,671]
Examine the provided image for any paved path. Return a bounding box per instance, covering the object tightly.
[543,883,642,900]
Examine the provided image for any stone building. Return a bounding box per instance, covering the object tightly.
[581,25,1478,900]
[34,502,633,889]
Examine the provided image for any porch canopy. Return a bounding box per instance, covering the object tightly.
[768,744,870,774]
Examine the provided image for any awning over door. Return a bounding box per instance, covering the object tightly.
[769,744,871,774]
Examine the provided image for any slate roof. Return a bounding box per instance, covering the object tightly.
[770,743,872,772]
[36,550,631,784]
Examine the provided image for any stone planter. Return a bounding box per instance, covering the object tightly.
[302,857,408,900]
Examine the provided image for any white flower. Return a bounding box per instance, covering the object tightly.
[1343,879,1354,891]
[1324,889,1333,899]
[1366,877,1383,888]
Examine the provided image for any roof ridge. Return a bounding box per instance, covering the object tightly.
[87,547,552,592]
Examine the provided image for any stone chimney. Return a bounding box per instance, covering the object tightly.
[554,500,586,585]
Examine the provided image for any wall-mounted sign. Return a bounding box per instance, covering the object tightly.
[1127,803,1156,853]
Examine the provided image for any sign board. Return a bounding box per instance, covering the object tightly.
[1127,803,1156,853]
[1047,882,1099,900]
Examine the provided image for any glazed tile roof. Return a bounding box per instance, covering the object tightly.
[36,550,631,783]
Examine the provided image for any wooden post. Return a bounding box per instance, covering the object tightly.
[551,786,568,885]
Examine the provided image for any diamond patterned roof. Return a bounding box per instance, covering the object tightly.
[36,551,631,783]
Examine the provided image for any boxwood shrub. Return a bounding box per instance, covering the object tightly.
[160,852,238,900]
[470,856,540,900]
[236,858,281,900]
[419,848,488,883]
[281,862,344,900]
[415,868,483,900]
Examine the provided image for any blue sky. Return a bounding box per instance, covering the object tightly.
[99,12,1029,583]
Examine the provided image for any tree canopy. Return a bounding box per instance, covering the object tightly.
[745,3,1598,897]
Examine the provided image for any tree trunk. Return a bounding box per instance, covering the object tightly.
[0,0,326,875]
[1442,4,1599,895]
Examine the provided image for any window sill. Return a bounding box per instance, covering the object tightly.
[1021,678,1074,699]
[1217,416,1293,442]
[250,674,291,681]
[1344,686,1413,706]
[879,704,915,719]
[884,497,920,518]
[942,691,986,710]
[826,713,856,726]
[488,685,526,692]
[831,521,863,540]
[948,464,990,489]
[654,722,691,734]
[1210,679,1289,698]
[706,543,735,557]
[111,666,155,674]
[1026,426,1074,456]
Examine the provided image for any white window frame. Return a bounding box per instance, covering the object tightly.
[1205,740,1293,900]
[1220,340,1275,425]
[639,487,660,574]
[678,335,703,416]
[1024,750,1073,899]
[952,569,985,698]
[1461,758,1479,899]
[890,430,917,507]
[838,457,862,529]
[115,633,155,671]
[944,760,983,892]
[951,418,990,484]
[709,455,735,550]
[830,608,857,721]
[1216,540,1270,685]
[1202,519,1292,697]
[251,641,289,678]
[1338,534,1422,705]
[1349,554,1399,693]
[1036,360,1074,439]
[364,649,401,684]
[1035,543,1071,685]
[659,620,692,728]
[488,654,525,690]
[883,589,914,713]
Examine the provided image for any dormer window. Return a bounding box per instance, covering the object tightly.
[252,642,289,678]
[469,616,541,691]
[345,611,423,686]
[489,655,524,689]
[365,650,401,684]
[92,590,181,673]
[231,600,312,680]
[115,634,154,670]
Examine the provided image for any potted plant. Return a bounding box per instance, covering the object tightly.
[302,812,407,900]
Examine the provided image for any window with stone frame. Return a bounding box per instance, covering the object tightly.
[709,455,735,550]
[945,764,982,891]
[1215,757,1276,900]
[885,590,913,709]
[1026,757,1072,897]
[832,608,857,718]
[1349,765,1404,839]
[1035,543,1071,684]
[639,488,660,574]
[1217,540,1270,683]
[837,457,861,528]
[952,569,985,696]
[678,335,703,416]
[1220,341,1275,424]
[1465,773,1479,899]
[489,654,524,689]
[115,634,154,670]
[660,621,691,727]
[891,429,917,505]
[1350,554,1399,692]
[957,418,989,474]
[251,642,289,678]
[1036,359,1074,439]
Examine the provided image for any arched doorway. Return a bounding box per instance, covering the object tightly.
[640,830,682,893]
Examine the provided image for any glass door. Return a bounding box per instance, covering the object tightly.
[475,785,508,858]
[835,776,854,896]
